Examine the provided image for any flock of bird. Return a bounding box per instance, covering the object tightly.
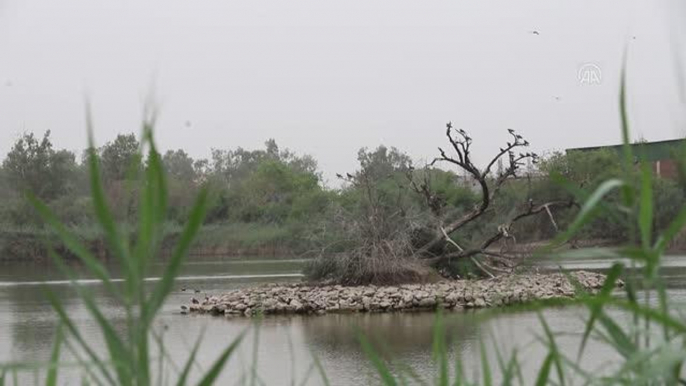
[179,287,206,314]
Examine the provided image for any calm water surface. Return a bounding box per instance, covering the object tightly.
[1,255,686,384]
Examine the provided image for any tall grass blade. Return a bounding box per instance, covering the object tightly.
[453,351,466,386]
[551,179,625,247]
[85,108,133,286]
[654,205,686,254]
[537,314,565,385]
[68,275,131,384]
[597,313,636,359]
[146,187,208,322]
[359,334,397,386]
[46,323,63,386]
[608,298,686,333]
[638,162,653,250]
[46,248,132,385]
[196,332,245,386]
[296,362,316,386]
[175,335,204,386]
[479,340,492,386]
[431,311,448,386]
[134,125,168,283]
[44,290,115,385]
[534,354,553,386]
[27,195,119,299]
[311,354,331,386]
[578,263,623,359]
[618,51,636,208]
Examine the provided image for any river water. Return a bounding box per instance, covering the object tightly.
[1,255,685,384]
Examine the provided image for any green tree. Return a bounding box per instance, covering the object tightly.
[356,145,412,182]
[238,159,325,223]
[2,131,76,200]
[162,149,196,183]
[99,133,140,182]
[539,149,623,190]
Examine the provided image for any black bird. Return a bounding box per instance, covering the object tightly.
[194,289,201,293]
[507,128,515,134]
[191,297,199,304]
[346,173,354,179]
[181,287,187,292]
[336,173,343,179]
[180,305,188,310]
[530,30,540,35]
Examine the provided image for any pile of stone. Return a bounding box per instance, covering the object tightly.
[185,271,611,317]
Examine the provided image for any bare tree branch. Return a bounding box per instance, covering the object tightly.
[417,124,539,256]
[421,199,577,268]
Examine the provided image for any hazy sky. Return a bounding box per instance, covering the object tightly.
[1,0,685,185]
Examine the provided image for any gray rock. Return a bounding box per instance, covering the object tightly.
[418,297,436,308]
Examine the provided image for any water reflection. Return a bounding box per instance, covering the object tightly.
[1,255,686,384]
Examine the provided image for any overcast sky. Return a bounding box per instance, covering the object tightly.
[1,0,685,185]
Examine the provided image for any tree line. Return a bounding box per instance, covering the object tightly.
[1,128,684,279]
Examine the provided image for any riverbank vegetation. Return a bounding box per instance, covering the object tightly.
[2,123,685,276]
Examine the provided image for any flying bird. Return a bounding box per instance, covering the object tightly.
[507,128,515,134]
[530,30,540,35]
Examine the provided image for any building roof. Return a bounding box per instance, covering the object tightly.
[566,138,685,162]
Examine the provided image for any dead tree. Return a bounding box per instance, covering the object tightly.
[409,122,576,272]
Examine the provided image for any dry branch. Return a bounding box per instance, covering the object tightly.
[416,123,539,255]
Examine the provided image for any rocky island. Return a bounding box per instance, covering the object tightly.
[186,270,611,317]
